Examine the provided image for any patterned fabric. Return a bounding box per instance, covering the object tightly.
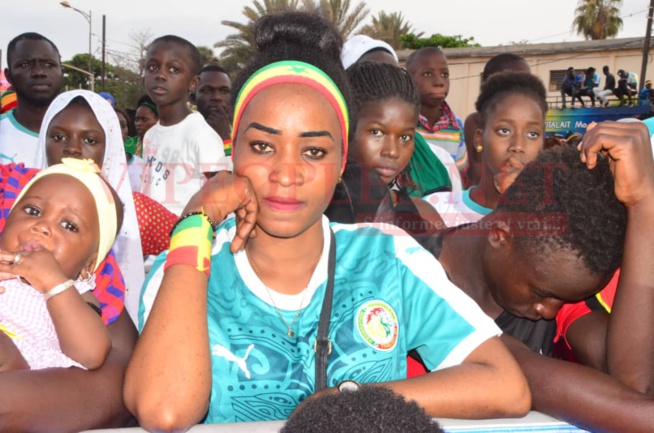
[140,216,500,423]
[0,278,93,369]
[417,102,468,172]
[133,191,176,257]
[0,163,125,324]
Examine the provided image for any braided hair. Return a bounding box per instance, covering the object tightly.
[346,61,419,190]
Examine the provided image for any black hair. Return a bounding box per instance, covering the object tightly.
[346,61,419,114]
[280,386,443,433]
[346,61,419,190]
[147,35,201,76]
[497,144,627,279]
[230,11,355,140]
[200,64,230,78]
[136,94,158,116]
[7,32,60,65]
[475,71,548,125]
[481,53,529,82]
[603,65,610,72]
[406,47,445,74]
[114,107,135,137]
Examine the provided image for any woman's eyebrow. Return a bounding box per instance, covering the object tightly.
[246,122,280,135]
[300,130,333,139]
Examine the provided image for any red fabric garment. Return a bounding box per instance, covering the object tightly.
[555,269,619,350]
[133,191,176,256]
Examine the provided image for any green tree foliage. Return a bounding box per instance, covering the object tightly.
[360,11,418,50]
[197,46,221,67]
[303,0,369,40]
[573,0,623,40]
[62,53,142,109]
[215,0,367,76]
[400,33,480,49]
[215,0,302,75]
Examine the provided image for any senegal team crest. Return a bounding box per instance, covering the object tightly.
[356,300,399,351]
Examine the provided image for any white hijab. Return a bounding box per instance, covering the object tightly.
[34,90,145,323]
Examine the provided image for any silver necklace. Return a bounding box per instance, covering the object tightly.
[246,246,319,338]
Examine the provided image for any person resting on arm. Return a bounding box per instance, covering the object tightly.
[417,121,654,433]
[124,11,530,432]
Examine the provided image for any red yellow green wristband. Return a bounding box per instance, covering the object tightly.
[164,212,214,277]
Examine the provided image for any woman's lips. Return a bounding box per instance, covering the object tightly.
[374,166,399,179]
[263,196,304,212]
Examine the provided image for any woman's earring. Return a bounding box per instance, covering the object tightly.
[337,176,342,183]
[476,144,483,153]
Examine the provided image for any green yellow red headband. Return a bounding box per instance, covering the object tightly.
[231,60,349,172]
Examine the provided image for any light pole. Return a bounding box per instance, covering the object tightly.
[60,1,93,91]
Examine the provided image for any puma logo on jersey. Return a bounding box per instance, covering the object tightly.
[212,344,255,379]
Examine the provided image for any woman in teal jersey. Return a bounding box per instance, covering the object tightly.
[124,12,530,430]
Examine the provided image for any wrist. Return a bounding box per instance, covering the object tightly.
[44,279,74,301]
[165,213,214,277]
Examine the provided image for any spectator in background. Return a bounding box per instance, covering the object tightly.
[125,95,158,158]
[594,65,617,107]
[463,53,531,187]
[340,34,399,69]
[616,69,638,106]
[99,92,116,107]
[577,67,599,107]
[114,107,133,143]
[0,32,63,166]
[639,79,654,106]
[192,65,233,154]
[560,67,584,108]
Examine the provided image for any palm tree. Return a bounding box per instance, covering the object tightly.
[572,0,623,40]
[360,11,418,50]
[302,0,369,40]
[215,0,302,74]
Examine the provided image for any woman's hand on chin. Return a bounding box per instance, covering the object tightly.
[182,171,259,253]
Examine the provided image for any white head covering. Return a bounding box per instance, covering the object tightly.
[340,35,399,70]
[34,90,145,323]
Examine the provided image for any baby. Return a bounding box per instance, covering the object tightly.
[0,158,122,371]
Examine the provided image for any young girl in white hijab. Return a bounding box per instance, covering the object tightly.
[34,90,145,323]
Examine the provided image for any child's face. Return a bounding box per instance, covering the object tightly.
[410,52,450,109]
[45,103,106,168]
[134,105,158,138]
[2,175,99,279]
[195,71,232,117]
[483,241,605,321]
[478,93,544,175]
[233,83,342,239]
[352,98,417,184]
[144,41,198,108]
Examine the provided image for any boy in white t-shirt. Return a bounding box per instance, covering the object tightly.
[140,35,231,215]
